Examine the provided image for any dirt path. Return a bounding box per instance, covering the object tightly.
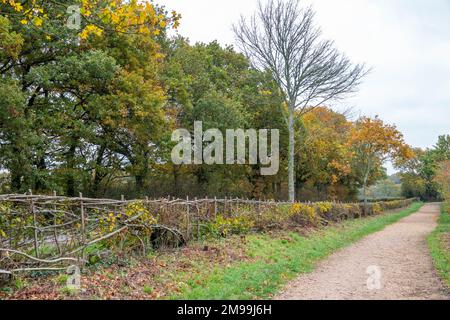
[275,203,449,300]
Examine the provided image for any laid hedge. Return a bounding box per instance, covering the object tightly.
[249,198,418,232]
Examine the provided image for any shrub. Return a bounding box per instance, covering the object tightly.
[315,202,333,214]
[96,201,157,254]
[204,215,254,238]
[372,203,382,215]
[252,204,290,231]
[288,203,320,226]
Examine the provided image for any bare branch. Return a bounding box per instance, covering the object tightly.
[233,0,368,112]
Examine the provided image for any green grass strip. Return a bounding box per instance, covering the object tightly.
[173,202,423,300]
[428,203,450,288]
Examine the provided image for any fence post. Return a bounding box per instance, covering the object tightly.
[195,197,200,239]
[121,194,125,217]
[29,190,39,258]
[186,196,190,241]
[79,192,86,267]
[79,192,86,244]
[224,196,227,216]
[53,190,62,255]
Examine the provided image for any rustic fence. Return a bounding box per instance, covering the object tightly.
[0,193,416,278]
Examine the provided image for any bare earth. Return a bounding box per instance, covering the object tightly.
[275,203,449,300]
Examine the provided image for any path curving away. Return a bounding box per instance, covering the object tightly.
[275,204,449,300]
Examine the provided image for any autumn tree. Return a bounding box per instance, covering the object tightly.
[295,107,355,200]
[349,116,413,207]
[395,148,427,199]
[159,39,287,198]
[434,161,450,201]
[397,135,450,201]
[233,0,367,202]
[0,1,179,195]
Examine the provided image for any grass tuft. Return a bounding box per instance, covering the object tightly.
[428,203,450,288]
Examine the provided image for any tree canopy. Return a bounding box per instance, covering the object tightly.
[0,1,421,202]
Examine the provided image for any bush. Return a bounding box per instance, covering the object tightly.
[203,215,254,238]
[253,198,416,231]
[288,203,320,226]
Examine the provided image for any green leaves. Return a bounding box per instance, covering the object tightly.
[0,16,23,59]
[28,50,119,90]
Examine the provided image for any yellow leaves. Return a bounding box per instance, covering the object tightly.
[80,24,104,39]
[330,174,338,184]
[110,13,120,24]
[349,116,411,162]
[288,203,319,225]
[83,0,176,37]
[171,10,181,29]
[2,0,23,12]
[32,16,43,27]
[372,203,382,215]
[207,215,254,237]
[3,0,179,40]
[80,7,92,17]
[3,0,45,27]
[300,107,353,185]
[315,202,333,214]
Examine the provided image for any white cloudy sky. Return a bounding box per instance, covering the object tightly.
[163,0,450,152]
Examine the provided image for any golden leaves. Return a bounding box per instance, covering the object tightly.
[2,0,180,39]
[1,0,23,12]
[348,116,412,161]
[80,24,103,39]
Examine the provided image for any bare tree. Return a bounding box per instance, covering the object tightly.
[233,0,368,202]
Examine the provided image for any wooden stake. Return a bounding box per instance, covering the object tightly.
[29,190,39,258]
[53,190,62,255]
[186,196,190,240]
[79,192,86,244]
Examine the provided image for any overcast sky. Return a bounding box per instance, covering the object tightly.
[164,0,449,153]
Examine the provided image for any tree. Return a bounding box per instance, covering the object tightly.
[397,135,450,201]
[159,39,288,198]
[396,148,428,199]
[233,0,367,201]
[295,107,355,200]
[434,161,450,201]
[0,1,179,195]
[349,117,413,208]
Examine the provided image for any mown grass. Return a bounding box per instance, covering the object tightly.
[428,202,450,288]
[172,202,423,300]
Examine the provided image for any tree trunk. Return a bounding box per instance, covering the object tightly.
[91,144,107,196]
[173,165,181,196]
[33,156,47,191]
[10,169,22,192]
[288,108,295,202]
[363,182,368,208]
[135,174,145,192]
[362,160,371,213]
[66,141,77,197]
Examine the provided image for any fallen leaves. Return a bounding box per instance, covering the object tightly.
[2,235,251,300]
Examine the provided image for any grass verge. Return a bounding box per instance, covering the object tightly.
[428,202,450,288]
[173,202,423,300]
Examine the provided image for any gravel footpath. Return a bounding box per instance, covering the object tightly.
[275,203,449,300]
